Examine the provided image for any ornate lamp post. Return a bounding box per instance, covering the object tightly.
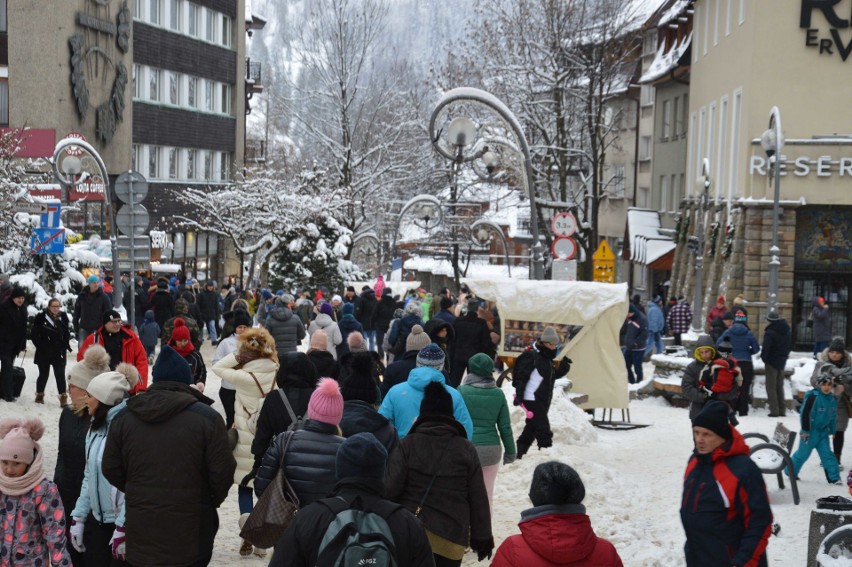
[429,87,545,279]
[690,158,711,334]
[760,107,784,316]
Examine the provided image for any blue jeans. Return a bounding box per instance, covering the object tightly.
[623,348,644,384]
[645,331,664,358]
[238,484,253,514]
[206,319,218,343]
[363,330,376,351]
[814,340,829,356]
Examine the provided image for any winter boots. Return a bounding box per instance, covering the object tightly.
[238,513,252,557]
[35,392,44,404]
[59,393,68,407]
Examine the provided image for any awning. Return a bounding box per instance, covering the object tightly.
[623,208,676,270]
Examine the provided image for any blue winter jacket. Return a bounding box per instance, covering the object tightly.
[71,402,127,525]
[800,387,838,437]
[718,323,759,362]
[378,366,473,439]
[647,302,665,334]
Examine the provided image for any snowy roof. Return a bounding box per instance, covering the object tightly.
[404,256,518,280]
[659,0,692,27]
[639,31,692,84]
[625,208,676,268]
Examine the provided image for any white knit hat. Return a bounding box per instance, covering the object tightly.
[87,364,140,405]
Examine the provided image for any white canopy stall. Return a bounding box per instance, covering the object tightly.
[463,278,630,410]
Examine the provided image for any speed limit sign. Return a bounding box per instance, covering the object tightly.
[552,236,578,260]
[551,212,577,237]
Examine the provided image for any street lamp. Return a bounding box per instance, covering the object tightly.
[429,87,545,279]
[690,158,711,334]
[470,218,511,277]
[52,136,122,311]
[760,106,784,316]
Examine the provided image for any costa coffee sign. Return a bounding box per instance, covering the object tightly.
[801,0,852,60]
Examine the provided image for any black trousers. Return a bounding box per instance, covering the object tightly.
[736,361,755,416]
[516,399,553,449]
[835,430,845,462]
[36,360,66,394]
[433,554,462,567]
[83,514,129,567]
[0,353,14,401]
[219,387,236,428]
[376,329,386,358]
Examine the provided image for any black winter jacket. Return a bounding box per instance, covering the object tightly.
[451,311,491,364]
[761,319,792,370]
[53,407,90,520]
[0,298,27,356]
[339,400,398,455]
[374,295,398,333]
[30,310,71,366]
[72,287,112,333]
[267,306,307,354]
[102,382,236,567]
[511,342,570,407]
[385,415,493,551]
[251,383,315,462]
[307,350,339,379]
[150,288,175,329]
[270,478,434,567]
[197,289,220,321]
[381,350,418,397]
[122,284,149,320]
[338,350,384,391]
[358,289,378,330]
[254,420,344,507]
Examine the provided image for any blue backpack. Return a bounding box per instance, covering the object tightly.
[315,496,400,567]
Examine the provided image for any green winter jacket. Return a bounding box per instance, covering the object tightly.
[459,374,516,458]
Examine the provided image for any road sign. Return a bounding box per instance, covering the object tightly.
[115,204,150,237]
[593,239,616,283]
[16,202,50,215]
[40,203,61,228]
[551,259,577,281]
[31,227,65,255]
[552,236,578,260]
[114,171,149,202]
[116,235,151,260]
[551,211,578,238]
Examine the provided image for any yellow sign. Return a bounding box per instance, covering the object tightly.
[593,239,616,283]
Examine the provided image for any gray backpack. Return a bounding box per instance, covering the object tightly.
[315,496,399,567]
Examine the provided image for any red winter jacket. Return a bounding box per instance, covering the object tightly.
[491,508,623,567]
[77,324,149,394]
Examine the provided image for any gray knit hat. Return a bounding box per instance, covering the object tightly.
[416,343,445,369]
[541,326,560,344]
[406,325,431,353]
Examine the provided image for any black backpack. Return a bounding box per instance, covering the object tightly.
[315,496,400,567]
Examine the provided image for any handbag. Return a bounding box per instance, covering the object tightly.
[806,318,814,329]
[239,431,300,548]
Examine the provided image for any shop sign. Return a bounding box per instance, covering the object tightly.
[801,0,852,61]
[749,154,852,178]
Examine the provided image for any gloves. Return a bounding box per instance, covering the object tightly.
[111,526,126,560]
[801,432,810,443]
[558,357,572,374]
[513,393,521,407]
[477,549,493,561]
[70,518,86,553]
[503,453,517,465]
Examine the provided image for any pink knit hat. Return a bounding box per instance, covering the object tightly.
[309,330,328,352]
[0,418,44,465]
[308,378,344,426]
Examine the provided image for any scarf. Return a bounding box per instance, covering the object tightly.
[460,373,496,388]
[170,339,195,357]
[0,446,45,496]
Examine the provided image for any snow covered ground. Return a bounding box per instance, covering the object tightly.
[3,343,844,566]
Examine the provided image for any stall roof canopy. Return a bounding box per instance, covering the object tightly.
[623,208,676,270]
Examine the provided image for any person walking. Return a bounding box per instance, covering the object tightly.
[308,302,343,360]
[761,310,792,417]
[385,382,493,567]
[197,280,221,344]
[270,432,434,567]
[719,310,760,416]
[811,296,832,358]
[620,304,648,384]
[77,310,149,395]
[0,287,28,402]
[102,350,236,567]
[491,461,623,567]
[449,298,492,388]
[73,275,113,345]
[666,296,692,346]
[374,288,397,360]
[458,353,515,513]
[358,286,378,351]
[31,297,72,406]
[705,295,728,334]
[306,330,339,379]
[336,303,364,359]
[811,337,852,466]
[382,325,432,397]
[511,327,571,458]
[137,310,160,364]
[645,296,666,359]
[149,279,175,333]
[386,301,425,359]
[788,374,842,484]
[680,401,773,567]
[680,335,718,419]
[267,295,307,355]
[339,365,398,455]
[212,309,253,428]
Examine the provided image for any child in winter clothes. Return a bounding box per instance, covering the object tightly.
[790,375,841,484]
[0,418,72,566]
[709,340,742,425]
[138,309,160,360]
[167,318,206,391]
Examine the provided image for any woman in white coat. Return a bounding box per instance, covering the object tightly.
[211,327,279,558]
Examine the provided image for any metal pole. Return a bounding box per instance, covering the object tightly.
[128,172,135,330]
[690,159,710,334]
[767,112,782,315]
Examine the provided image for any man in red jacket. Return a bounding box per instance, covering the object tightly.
[77,310,148,394]
[491,460,623,566]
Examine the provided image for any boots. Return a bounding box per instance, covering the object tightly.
[59,393,68,407]
[35,392,44,404]
[238,513,252,557]
[516,442,530,460]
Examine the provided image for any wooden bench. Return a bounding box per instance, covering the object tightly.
[744,423,800,505]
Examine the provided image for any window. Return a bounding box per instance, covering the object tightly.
[132,145,140,171]
[186,149,195,180]
[643,31,656,57]
[673,97,680,136]
[637,186,650,209]
[206,9,215,42]
[149,68,160,101]
[133,64,140,98]
[659,175,669,212]
[148,146,160,179]
[713,0,719,46]
[187,76,196,108]
[204,79,213,111]
[641,85,654,106]
[188,3,197,36]
[729,89,743,200]
[717,97,729,201]
[662,99,672,139]
[726,0,733,35]
[220,84,230,114]
[640,136,652,160]
[222,15,232,47]
[220,152,230,181]
[203,151,212,179]
[612,165,625,198]
[707,103,716,182]
[149,0,160,25]
[0,2,7,32]
[703,2,709,55]
[168,0,180,30]
[682,94,689,135]
[169,72,180,105]
[0,80,9,125]
[739,0,746,24]
[134,0,141,19]
[670,174,679,211]
[168,147,178,179]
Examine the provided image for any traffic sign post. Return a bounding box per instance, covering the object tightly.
[114,171,149,329]
[552,236,578,261]
[592,239,616,283]
[551,211,578,238]
[31,227,65,255]
[40,203,61,228]
[552,259,577,281]
[16,202,50,215]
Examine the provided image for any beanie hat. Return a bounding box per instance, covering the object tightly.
[818,374,834,386]
[722,311,734,321]
[336,432,387,480]
[439,296,453,310]
[717,295,726,304]
[734,310,747,323]
[309,330,329,352]
[419,381,453,417]
[342,303,355,316]
[829,337,846,353]
[406,325,431,353]
[102,309,122,325]
[232,310,253,329]
[0,418,44,465]
[87,364,140,406]
[152,344,193,385]
[541,326,560,344]
[281,293,294,305]
[10,287,26,300]
[332,294,343,303]
[416,343,446,369]
[170,318,191,342]
[157,279,168,289]
[405,301,423,317]
[320,302,333,316]
[307,378,344,426]
[766,310,780,322]
[717,340,733,355]
[68,345,111,391]
[529,461,586,507]
[87,274,100,285]
[347,332,368,353]
[261,289,273,301]
[340,371,380,405]
[468,353,494,377]
[691,400,732,440]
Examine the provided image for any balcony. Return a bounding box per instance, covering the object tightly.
[246,58,263,95]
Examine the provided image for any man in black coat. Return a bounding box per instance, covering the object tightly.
[449,298,492,387]
[358,287,378,351]
[271,432,433,567]
[102,350,236,567]
[197,280,221,344]
[381,324,432,397]
[73,275,113,344]
[122,276,149,330]
[0,287,28,401]
[374,288,397,359]
[761,310,792,417]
